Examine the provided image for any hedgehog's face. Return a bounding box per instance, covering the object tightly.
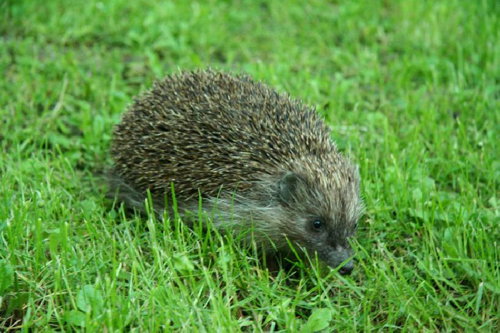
[278,170,362,275]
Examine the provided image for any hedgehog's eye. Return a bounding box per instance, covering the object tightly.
[312,219,323,230]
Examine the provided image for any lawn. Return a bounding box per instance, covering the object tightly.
[1,0,499,331]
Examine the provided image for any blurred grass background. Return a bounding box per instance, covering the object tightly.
[1,0,499,330]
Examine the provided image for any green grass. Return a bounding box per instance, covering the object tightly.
[1,0,499,330]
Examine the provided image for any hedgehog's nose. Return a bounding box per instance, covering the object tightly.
[339,261,354,275]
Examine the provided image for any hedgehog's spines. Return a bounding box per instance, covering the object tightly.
[110,69,362,271]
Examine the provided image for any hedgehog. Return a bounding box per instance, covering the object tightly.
[110,69,363,275]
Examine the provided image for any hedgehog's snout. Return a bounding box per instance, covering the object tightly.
[338,260,354,275]
[327,246,354,275]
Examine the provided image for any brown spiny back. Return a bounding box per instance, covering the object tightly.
[111,69,347,202]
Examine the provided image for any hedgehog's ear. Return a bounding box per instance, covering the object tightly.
[278,172,303,204]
